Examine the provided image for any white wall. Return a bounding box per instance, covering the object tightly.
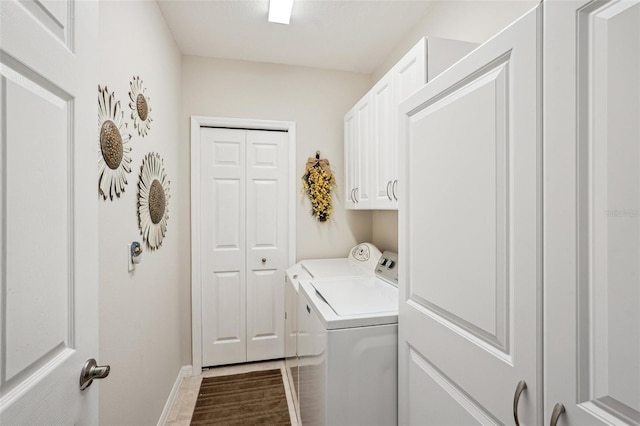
[98,2,187,425]
[182,56,373,262]
[370,0,538,252]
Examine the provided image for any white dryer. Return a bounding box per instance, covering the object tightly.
[298,251,399,426]
[284,243,382,420]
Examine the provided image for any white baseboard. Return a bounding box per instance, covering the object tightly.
[157,365,193,426]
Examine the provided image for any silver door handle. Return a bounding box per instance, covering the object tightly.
[550,402,565,426]
[386,180,392,201]
[513,380,527,426]
[351,188,355,202]
[354,187,359,203]
[392,180,398,201]
[80,358,110,391]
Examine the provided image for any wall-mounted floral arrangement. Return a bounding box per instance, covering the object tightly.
[138,152,170,250]
[302,151,336,222]
[129,76,152,137]
[98,85,132,200]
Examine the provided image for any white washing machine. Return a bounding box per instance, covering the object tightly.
[297,251,399,426]
[284,243,382,420]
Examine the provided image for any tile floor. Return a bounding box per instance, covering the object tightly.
[165,360,299,426]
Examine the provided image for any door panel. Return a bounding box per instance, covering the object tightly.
[246,130,287,361]
[407,347,497,425]
[200,128,247,366]
[399,8,540,425]
[0,0,98,423]
[545,1,640,423]
[372,73,395,208]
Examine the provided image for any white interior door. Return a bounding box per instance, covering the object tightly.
[398,7,541,425]
[544,1,640,424]
[0,0,99,423]
[200,128,247,367]
[246,130,288,362]
[200,127,288,367]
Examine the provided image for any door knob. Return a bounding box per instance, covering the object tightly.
[262,258,267,263]
[549,402,565,426]
[80,358,110,391]
[513,380,527,426]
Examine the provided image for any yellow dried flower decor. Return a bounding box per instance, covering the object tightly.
[302,153,336,222]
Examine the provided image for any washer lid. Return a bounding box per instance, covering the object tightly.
[300,258,372,279]
[312,277,397,316]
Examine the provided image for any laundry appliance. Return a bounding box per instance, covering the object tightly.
[297,251,399,426]
[284,243,382,419]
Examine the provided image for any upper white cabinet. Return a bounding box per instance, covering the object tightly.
[345,94,374,209]
[345,37,477,210]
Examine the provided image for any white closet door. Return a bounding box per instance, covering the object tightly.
[398,7,541,425]
[544,1,640,424]
[200,128,247,366]
[246,130,288,362]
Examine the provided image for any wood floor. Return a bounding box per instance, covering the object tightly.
[165,360,299,425]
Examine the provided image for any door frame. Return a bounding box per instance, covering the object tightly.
[190,116,296,375]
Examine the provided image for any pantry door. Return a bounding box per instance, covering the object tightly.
[197,124,291,368]
[398,7,541,425]
[544,0,640,424]
[0,0,99,424]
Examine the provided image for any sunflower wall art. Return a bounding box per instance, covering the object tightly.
[302,151,336,222]
[129,76,152,137]
[138,153,170,250]
[98,85,132,200]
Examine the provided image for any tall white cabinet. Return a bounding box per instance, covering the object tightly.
[399,2,640,425]
[197,126,290,367]
[346,37,477,210]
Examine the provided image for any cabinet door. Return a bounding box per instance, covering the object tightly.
[372,72,397,209]
[398,7,541,425]
[344,107,357,209]
[544,1,640,424]
[246,130,288,362]
[200,128,247,366]
[392,38,427,205]
[354,95,373,209]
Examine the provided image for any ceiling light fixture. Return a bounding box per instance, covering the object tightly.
[268,0,294,25]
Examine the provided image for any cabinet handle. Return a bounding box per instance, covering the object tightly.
[513,380,527,426]
[354,187,359,203]
[549,403,565,426]
[351,188,356,203]
[386,180,392,201]
[392,180,398,201]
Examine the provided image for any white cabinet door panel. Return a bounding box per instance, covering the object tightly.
[544,1,640,424]
[399,7,541,425]
[372,72,396,209]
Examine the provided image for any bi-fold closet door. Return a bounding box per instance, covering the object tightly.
[200,127,289,367]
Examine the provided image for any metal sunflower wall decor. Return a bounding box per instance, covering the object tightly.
[138,153,170,250]
[98,85,132,200]
[129,76,152,137]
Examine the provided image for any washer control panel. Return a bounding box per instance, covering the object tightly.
[375,251,399,285]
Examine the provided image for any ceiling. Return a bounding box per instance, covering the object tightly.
[157,0,435,74]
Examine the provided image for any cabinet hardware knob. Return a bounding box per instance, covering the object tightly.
[513,380,527,426]
[550,402,565,426]
[392,180,398,201]
[386,180,392,201]
[262,258,266,263]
